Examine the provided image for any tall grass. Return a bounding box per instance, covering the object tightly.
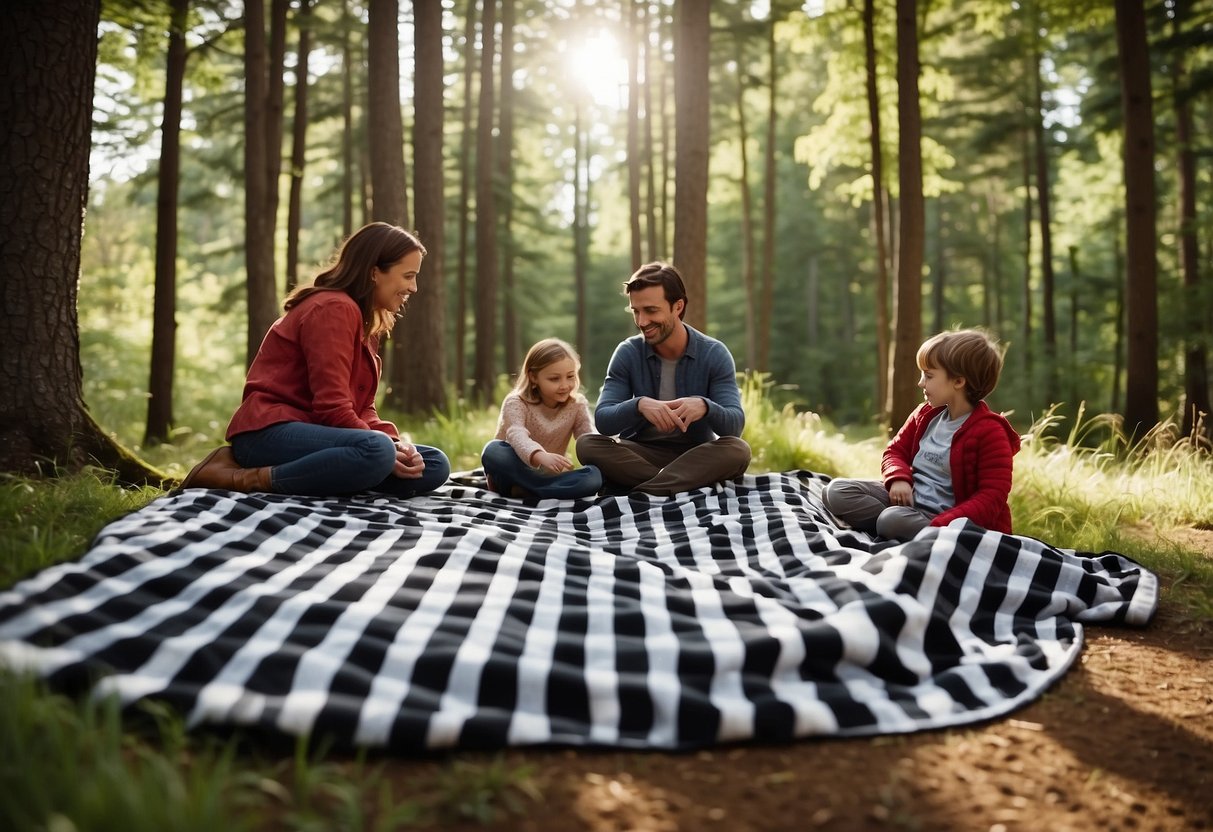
[2,385,1212,829]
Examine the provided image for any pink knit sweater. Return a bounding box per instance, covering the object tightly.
[494,392,596,466]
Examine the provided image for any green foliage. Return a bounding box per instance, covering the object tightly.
[0,675,255,832]
[430,756,542,825]
[0,470,160,587]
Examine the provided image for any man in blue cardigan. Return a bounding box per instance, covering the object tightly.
[576,262,751,495]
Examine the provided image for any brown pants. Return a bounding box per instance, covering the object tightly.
[575,434,751,496]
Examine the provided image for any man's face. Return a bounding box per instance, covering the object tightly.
[628,285,682,347]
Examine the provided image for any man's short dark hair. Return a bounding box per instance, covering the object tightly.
[623,262,688,319]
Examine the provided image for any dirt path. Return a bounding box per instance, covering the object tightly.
[388,604,1212,832]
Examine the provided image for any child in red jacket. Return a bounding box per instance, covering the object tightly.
[823,328,1021,540]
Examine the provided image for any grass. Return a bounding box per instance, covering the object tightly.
[2,382,1212,829]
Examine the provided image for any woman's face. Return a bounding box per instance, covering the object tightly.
[371,250,423,314]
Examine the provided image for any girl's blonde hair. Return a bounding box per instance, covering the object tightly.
[513,338,583,405]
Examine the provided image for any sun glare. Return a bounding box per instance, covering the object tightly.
[565,30,629,109]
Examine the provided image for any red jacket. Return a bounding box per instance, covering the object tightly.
[881,401,1021,534]
[226,290,399,440]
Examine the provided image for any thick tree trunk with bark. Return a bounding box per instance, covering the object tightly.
[627,0,643,271]
[0,0,168,485]
[341,2,355,237]
[368,0,407,230]
[574,103,589,358]
[244,0,277,366]
[732,40,757,370]
[1114,0,1159,439]
[402,0,448,414]
[758,12,777,372]
[889,0,925,430]
[498,0,519,376]
[454,1,478,394]
[286,0,312,295]
[146,0,190,446]
[1031,28,1058,405]
[863,0,891,425]
[367,0,412,410]
[673,0,710,331]
[1173,1,1210,439]
[473,0,501,402]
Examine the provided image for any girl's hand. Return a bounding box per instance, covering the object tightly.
[393,440,425,479]
[532,451,573,474]
[888,480,914,507]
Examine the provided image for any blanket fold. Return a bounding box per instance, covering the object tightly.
[0,472,1157,750]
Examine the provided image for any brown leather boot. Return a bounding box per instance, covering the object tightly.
[180,447,273,493]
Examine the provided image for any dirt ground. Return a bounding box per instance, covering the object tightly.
[385,541,1213,832]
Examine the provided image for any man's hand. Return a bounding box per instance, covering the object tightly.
[888,480,914,506]
[531,451,574,474]
[393,440,426,479]
[637,396,707,433]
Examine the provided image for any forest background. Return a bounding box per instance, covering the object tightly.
[29,0,1213,469]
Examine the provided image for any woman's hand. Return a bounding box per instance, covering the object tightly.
[531,451,573,474]
[888,480,914,507]
[392,440,426,479]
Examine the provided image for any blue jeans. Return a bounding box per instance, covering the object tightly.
[480,439,602,499]
[231,421,450,497]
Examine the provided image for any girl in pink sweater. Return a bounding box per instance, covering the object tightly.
[480,339,603,499]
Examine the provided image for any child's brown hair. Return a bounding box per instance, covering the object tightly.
[916,328,1005,404]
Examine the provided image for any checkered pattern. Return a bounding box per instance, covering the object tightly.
[0,473,1158,750]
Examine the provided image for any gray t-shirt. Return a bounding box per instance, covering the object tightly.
[638,357,684,442]
[912,410,969,514]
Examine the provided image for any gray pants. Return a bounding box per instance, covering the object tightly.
[821,478,936,541]
[575,434,751,496]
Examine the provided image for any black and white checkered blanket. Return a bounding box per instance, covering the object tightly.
[0,472,1157,750]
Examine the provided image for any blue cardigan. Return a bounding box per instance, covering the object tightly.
[592,323,746,444]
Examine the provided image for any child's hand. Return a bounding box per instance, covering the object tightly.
[888,480,914,506]
[532,451,573,474]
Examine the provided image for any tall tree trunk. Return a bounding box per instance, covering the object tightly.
[1115,0,1159,439]
[1021,128,1034,401]
[0,0,165,484]
[930,198,944,333]
[673,0,710,331]
[1068,245,1080,406]
[758,10,777,371]
[498,0,520,376]
[146,0,190,446]
[404,0,448,414]
[1112,221,1126,414]
[473,0,500,402]
[368,0,414,411]
[642,0,658,261]
[285,0,312,295]
[574,102,589,357]
[454,0,478,394]
[368,0,408,229]
[627,0,643,272]
[1031,22,1058,406]
[733,41,757,370]
[341,0,354,238]
[889,0,924,429]
[1173,0,1210,439]
[863,0,891,424]
[660,16,673,258]
[244,0,278,366]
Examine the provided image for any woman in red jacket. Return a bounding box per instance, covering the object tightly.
[180,223,450,497]
[823,329,1021,540]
